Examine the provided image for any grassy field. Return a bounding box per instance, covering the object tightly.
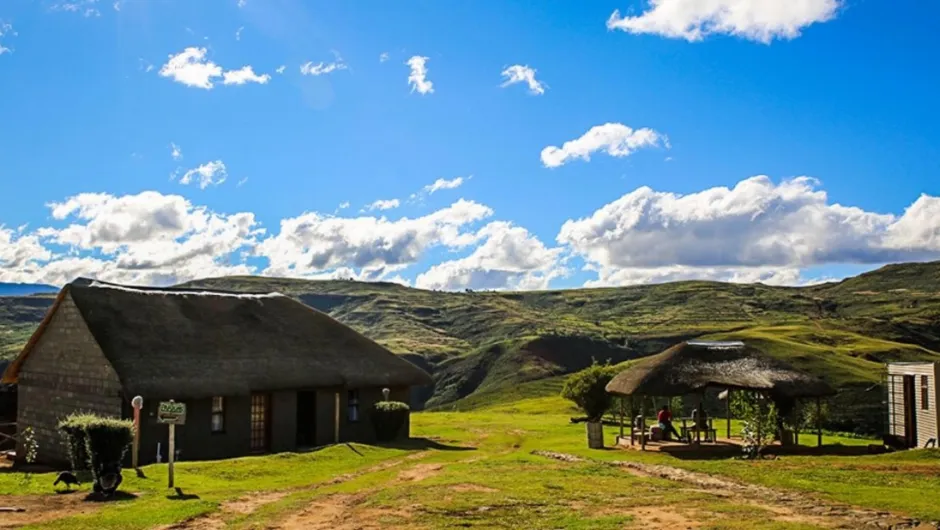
[2,396,939,529]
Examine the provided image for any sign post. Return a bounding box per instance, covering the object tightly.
[157,400,186,489]
[131,396,143,470]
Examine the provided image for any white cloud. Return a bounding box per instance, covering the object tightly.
[500,65,546,95]
[416,222,565,291]
[222,65,271,85]
[159,47,223,89]
[558,176,940,287]
[159,47,269,89]
[275,65,286,74]
[379,52,390,63]
[113,1,122,11]
[179,160,228,189]
[170,142,182,161]
[541,122,668,168]
[0,21,16,55]
[235,26,244,41]
[406,56,433,95]
[607,0,841,44]
[423,177,465,194]
[257,199,492,279]
[50,0,101,17]
[237,0,247,7]
[367,199,401,211]
[299,60,347,76]
[338,201,350,209]
[22,191,260,286]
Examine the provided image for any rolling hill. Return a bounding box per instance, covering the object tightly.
[2,262,940,431]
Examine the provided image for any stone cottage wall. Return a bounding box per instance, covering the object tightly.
[17,293,123,464]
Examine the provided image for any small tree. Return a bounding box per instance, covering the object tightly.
[561,360,616,422]
[371,401,410,442]
[731,391,777,458]
[59,414,133,494]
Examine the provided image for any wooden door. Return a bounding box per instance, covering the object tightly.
[903,375,918,448]
[250,393,271,453]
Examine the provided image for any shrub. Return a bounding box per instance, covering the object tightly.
[58,413,133,493]
[371,401,410,442]
[561,360,617,422]
[58,413,96,472]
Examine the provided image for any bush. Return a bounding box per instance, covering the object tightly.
[58,413,133,493]
[58,413,95,472]
[371,401,410,442]
[561,360,617,422]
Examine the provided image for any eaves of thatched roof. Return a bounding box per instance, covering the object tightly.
[2,278,432,398]
[605,340,835,399]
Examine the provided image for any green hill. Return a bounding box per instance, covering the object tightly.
[2,262,940,427]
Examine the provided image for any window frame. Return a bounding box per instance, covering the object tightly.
[211,396,226,434]
[921,376,930,411]
[347,389,360,423]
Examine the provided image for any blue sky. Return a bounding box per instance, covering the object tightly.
[0,0,938,290]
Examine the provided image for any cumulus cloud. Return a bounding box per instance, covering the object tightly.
[558,176,940,286]
[25,191,261,285]
[275,65,286,74]
[541,123,668,168]
[159,47,269,89]
[257,199,492,279]
[366,199,401,211]
[235,26,244,41]
[222,65,271,85]
[500,65,545,95]
[416,222,565,291]
[170,142,182,160]
[423,177,465,194]
[379,52,390,63]
[607,0,841,44]
[179,160,228,189]
[300,60,347,76]
[406,56,433,95]
[159,47,223,89]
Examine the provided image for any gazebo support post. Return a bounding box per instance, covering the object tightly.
[726,388,732,440]
[619,396,625,442]
[816,397,822,447]
[640,397,646,451]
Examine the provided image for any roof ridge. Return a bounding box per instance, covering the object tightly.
[71,277,282,298]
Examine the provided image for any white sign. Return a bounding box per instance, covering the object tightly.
[158,401,186,425]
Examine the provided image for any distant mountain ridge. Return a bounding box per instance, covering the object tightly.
[1,262,940,429]
[0,282,58,297]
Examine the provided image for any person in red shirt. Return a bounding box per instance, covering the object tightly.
[657,405,681,440]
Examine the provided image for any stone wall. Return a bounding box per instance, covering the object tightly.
[17,294,122,464]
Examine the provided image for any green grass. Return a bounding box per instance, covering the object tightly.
[4,397,940,529]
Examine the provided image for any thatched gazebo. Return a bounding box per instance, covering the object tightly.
[605,340,836,449]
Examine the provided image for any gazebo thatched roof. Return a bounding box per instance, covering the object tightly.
[605,340,835,399]
[2,278,432,398]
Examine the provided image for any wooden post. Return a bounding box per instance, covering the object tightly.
[756,396,762,454]
[696,394,703,444]
[726,388,732,439]
[816,397,822,447]
[640,397,646,451]
[334,392,341,444]
[131,396,143,470]
[167,423,175,488]
[619,397,625,441]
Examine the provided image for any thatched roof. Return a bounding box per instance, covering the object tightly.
[2,278,432,398]
[605,340,835,399]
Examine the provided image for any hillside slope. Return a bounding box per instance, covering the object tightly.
[1,262,940,417]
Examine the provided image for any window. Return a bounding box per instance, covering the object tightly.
[211,396,225,433]
[347,390,360,422]
[922,376,930,410]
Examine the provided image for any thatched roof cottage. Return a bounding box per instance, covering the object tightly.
[1,278,432,465]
